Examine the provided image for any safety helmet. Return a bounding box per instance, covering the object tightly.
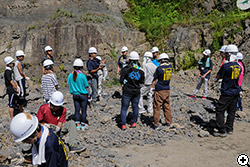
[96,56,102,60]
[10,113,38,142]
[225,44,238,53]
[49,91,64,106]
[44,45,53,52]
[144,51,153,58]
[158,53,169,60]
[121,46,128,53]
[4,56,15,65]
[88,47,97,54]
[129,51,140,60]
[151,47,159,53]
[237,52,243,60]
[16,50,25,57]
[73,59,84,67]
[219,45,227,53]
[229,53,238,62]
[43,59,54,67]
[203,49,211,56]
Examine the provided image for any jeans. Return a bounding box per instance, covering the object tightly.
[73,94,88,124]
[120,93,140,125]
[90,78,98,99]
[216,94,238,133]
[194,77,208,97]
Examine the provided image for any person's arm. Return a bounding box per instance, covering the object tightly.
[90,66,103,73]
[17,62,26,79]
[116,66,120,79]
[202,69,211,78]
[57,122,63,129]
[151,78,156,89]
[10,80,18,91]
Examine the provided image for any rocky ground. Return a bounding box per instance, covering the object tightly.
[0,64,249,167]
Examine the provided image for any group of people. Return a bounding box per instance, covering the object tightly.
[3,43,245,166]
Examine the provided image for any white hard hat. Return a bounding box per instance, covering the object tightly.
[229,53,238,62]
[203,49,211,56]
[43,59,54,67]
[88,47,97,54]
[49,91,64,106]
[151,47,159,53]
[219,45,227,52]
[96,56,102,60]
[144,51,153,58]
[121,46,128,53]
[44,45,53,52]
[73,59,84,67]
[16,50,25,57]
[129,51,139,60]
[10,113,38,142]
[4,56,15,65]
[237,52,243,60]
[158,53,169,60]
[225,44,238,53]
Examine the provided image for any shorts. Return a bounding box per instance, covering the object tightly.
[8,93,19,108]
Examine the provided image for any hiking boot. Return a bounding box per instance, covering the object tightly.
[213,132,227,138]
[130,122,136,128]
[69,145,86,153]
[202,96,207,100]
[121,125,126,130]
[189,95,197,99]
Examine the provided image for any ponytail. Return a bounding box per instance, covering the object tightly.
[73,69,78,81]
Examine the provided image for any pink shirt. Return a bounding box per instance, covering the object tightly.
[220,58,226,68]
[238,61,244,86]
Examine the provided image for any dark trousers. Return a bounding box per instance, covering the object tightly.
[120,93,140,125]
[216,94,238,133]
[73,94,88,124]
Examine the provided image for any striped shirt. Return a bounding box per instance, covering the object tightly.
[41,73,58,100]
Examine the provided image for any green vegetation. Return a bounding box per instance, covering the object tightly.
[28,25,36,31]
[59,64,65,71]
[110,48,118,61]
[51,8,75,19]
[104,77,121,88]
[178,51,197,70]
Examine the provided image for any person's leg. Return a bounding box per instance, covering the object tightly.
[203,78,208,97]
[73,95,81,127]
[131,94,140,124]
[79,94,88,124]
[120,93,131,125]
[153,91,163,125]
[146,85,154,113]
[216,95,230,133]
[138,85,148,113]
[91,78,98,99]
[162,90,171,125]
[17,80,24,112]
[97,71,103,97]
[8,94,16,119]
[193,77,203,96]
[225,95,238,133]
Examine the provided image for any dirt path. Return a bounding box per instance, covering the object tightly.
[112,121,250,167]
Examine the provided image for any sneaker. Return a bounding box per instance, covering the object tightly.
[121,125,126,130]
[213,132,227,138]
[130,122,136,128]
[76,126,81,131]
[81,124,88,131]
[154,124,160,130]
[189,95,197,99]
[202,96,207,99]
[69,145,86,153]
[227,130,233,135]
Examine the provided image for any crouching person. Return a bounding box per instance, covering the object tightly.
[36,91,85,153]
[10,112,68,167]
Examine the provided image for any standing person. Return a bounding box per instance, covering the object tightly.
[87,47,103,100]
[189,49,213,99]
[218,45,228,90]
[41,60,58,103]
[236,52,245,111]
[10,112,68,166]
[68,59,89,130]
[37,91,85,153]
[214,44,241,137]
[13,50,26,112]
[96,56,108,97]
[119,51,145,130]
[151,53,173,129]
[139,51,157,114]
[4,56,19,119]
[151,46,160,67]
[117,46,129,78]
[42,45,54,74]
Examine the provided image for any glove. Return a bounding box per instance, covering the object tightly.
[123,79,127,85]
[26,77,30,80]
[240,91,243,98]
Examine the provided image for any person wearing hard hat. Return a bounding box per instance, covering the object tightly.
[213,44,241,137]
[139,51,157,114]
[151,53,173,129]
[96,56,108,97]
[87,47,103,101]
[117,46,129,79]
[67,59,90,130]
[151,46,160,67]
[236,52,245,112]
[4,56,20,119]
[42,45,54,74]
[217,45,227,90]
[13,50,27,113]
[41,59,59,103]
[37,91,85,153]
[119,51,145,130]
[10,112,68,166]
[189,49,213,100]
